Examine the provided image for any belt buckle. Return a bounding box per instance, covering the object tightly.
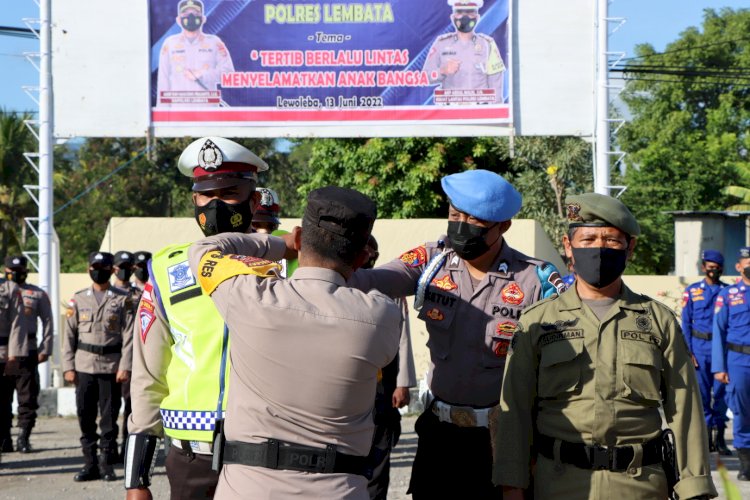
[587,445,612,470]
[450,407,477,428]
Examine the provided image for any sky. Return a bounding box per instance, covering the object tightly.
[0,0,747,116]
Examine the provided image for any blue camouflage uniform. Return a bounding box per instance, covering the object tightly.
[682,275,729,431]
[712,277,750,453]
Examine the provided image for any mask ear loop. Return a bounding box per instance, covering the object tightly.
[485,222,503,249]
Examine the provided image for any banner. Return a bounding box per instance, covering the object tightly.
[150,0,511,127]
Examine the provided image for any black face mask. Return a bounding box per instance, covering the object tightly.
[454,15,477,33]
[89,269,113,285]
[6,271,26,285]
[115,267,133,282]
[195,198,253,237]
[706,269,722,281]
[447,221,496,261]
[181,13,203,32]
[571,247,628,289]
[742,266,750,280]
[134,267,149,283]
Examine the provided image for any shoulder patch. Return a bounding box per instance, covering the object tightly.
[536,262,565,299]
[399,246,428,268]
[197,251,281,295]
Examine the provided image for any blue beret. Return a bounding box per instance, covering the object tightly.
[701,250,723,266]
[739,247,750,259]
[441,170,521,222]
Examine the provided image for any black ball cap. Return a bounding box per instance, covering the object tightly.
[134,251,152,264]
[4,255,27,269]
[114,251,134,266]
[89,252,114,267]
[304,186,377,245]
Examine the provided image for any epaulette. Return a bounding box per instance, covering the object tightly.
[436,33,455,42]
[476,33,495,43]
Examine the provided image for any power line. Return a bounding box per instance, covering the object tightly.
[54,146,152,215]
[619,76,750,88]
[0,26,36,39]
[618,36,750,63]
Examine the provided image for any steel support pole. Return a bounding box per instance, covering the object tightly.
[595,0,610,196]
[38,0,53,389]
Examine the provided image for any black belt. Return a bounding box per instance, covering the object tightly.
[728,342,750,355]
[223,440,369,477]
[692,330,712,341]
[536,434,663,472]
[77,342,122,355]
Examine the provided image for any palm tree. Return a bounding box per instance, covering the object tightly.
[723,185,750,211]
[0,109,36,259]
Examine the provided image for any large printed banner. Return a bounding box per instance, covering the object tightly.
[150,0,511,127]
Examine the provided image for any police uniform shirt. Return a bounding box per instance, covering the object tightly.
[188,233,401,499]
[681,279,726,357]
[495,284,716,499]
[0,279,28,361]
[156,32,234,103]
[712,283,750,371]
[19,283,53,356]
[62,287,134,375]
[423,33,505,102]
[395,298,418,388]
[349,239,561,407]
[127,274,171,438]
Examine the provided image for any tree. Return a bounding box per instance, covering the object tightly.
[0,109,36,260]
[618,8,750,274]
[295,136,593,255]
[54,137,284,272]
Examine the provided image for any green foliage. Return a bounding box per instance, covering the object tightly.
[0,109,36,260]
[295,136,593,255]
[54,137,282,272]
[618,8,750,274]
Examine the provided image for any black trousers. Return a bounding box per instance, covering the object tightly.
[75,372,121,463]
[165,444,219,500]
[408,407,502,499]
[8,355,40,431]
[367,411,402,500]
[121,379,131,444]
[0,362,14,441]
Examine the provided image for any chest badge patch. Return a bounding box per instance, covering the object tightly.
[167,261,196,293]
[432,274,457,291]
[636,316,651,332]
[426,308,444,321]
[399,246,427,268]
[501,282,524,305]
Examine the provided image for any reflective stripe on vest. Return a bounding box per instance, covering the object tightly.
[160,409,227,431]
[151,242,229,443]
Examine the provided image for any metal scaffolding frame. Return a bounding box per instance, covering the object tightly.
[21,0,57,389]
[595,0,627,197]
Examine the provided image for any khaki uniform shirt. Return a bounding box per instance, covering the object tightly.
[0,279,28,361]
[19,283,53,356]
[188,233,402,500]
[395,298,417,388]
[349,240,562,407]
[62,286,133,374]
[156,31,234,105]
[127,275,170,437]
[494,284,717,499]
[423,32,505,102]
